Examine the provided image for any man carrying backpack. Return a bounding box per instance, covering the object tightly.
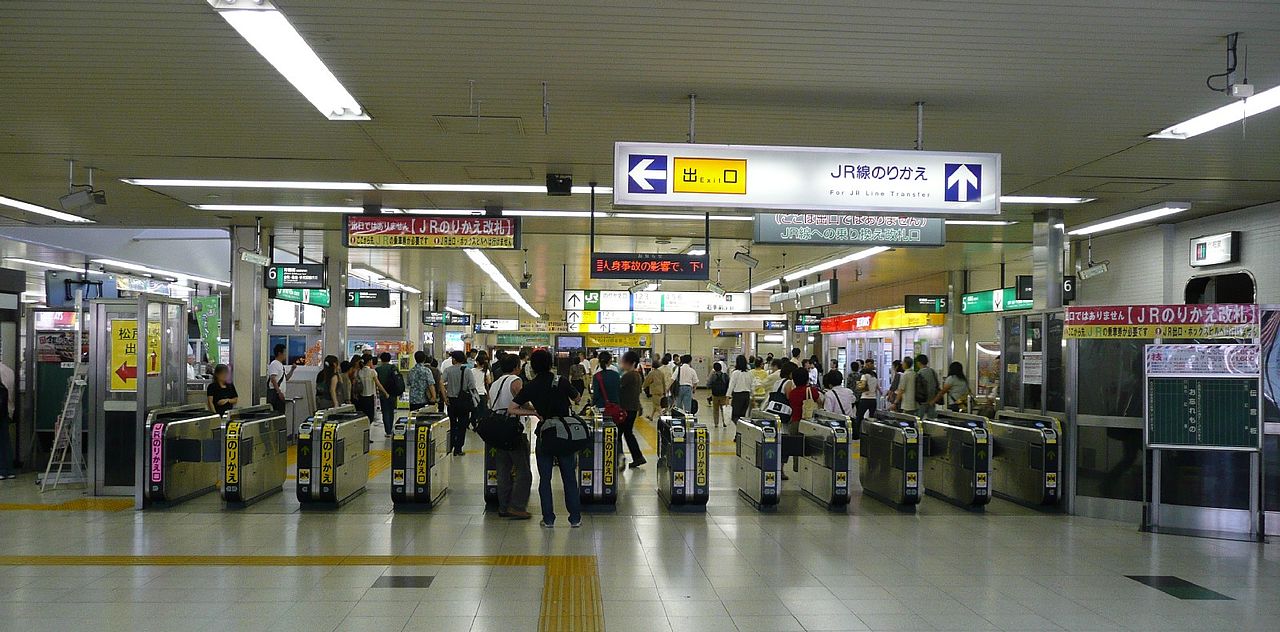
[912,354,940,420]
[375,352,405,435]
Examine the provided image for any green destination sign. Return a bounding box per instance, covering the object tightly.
[497,333,550,347]
[960,288,1032,315]
[274,288,331,308]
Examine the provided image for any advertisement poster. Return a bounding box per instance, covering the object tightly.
[192,296,221,364]
[36,332,87,363]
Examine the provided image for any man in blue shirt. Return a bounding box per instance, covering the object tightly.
[407,351,436,411]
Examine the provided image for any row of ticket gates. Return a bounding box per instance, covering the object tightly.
[139,401,1060,513]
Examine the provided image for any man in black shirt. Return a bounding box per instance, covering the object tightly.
[509,349,582,528]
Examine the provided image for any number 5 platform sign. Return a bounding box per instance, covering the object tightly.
[345,214,521,249]
[110,319,162,392]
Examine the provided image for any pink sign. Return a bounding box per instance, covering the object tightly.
[150,423,164,483]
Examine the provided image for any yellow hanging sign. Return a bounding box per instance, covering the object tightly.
[109,319,161,391]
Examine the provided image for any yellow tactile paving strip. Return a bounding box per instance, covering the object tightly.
[0,554,603,631]
[0,498,135,511]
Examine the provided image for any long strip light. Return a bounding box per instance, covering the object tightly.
[1000,196,1094,204]
[0,195,94,223]
[444,306,467,316]
[91,258,230,287]
[1066,202,1191,236]
[379,183,613,194]
[349,266,420,294]
[4,258,85,273]
[124,179,372,190]
[748,246,890,293]
[191,204,752,222]
[1149,86,1280,139]
[208,1,368,121]
[945,220,1017,226]
[463,249,539,318]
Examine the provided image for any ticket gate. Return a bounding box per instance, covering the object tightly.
[296,406,370,507]
[736,414,784,510]
[923,411,993,508]
[579,412,623,509]
[990,410,1062,507]
[796,410,853,510]
[859,411,922,507]
[391,410,451,510]
[221,405,288,506]
[656,410,710,511]
[142,405,223,507]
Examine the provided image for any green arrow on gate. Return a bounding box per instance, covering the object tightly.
[394,446,405,456]
[300,445,310,457]
[674,448,684,460]
[488,447,498,457]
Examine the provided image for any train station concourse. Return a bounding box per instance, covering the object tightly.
[2,2,1280,631]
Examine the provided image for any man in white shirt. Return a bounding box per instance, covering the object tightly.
[267,344,296,413]
[895,356,918,414]
[672,354,699,412]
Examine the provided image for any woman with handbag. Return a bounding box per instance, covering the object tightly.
[508,349,586,528]
[487,355,531,520]
[728,355,754,425]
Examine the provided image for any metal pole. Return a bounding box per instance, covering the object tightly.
[915,102,924,150]
[688,93,697,143]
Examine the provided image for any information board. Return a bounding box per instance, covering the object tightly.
[264,264,326,290]
[345,289,390,308]
[1147,377,1260,450]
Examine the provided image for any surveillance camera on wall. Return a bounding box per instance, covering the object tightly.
[733,251,759,268]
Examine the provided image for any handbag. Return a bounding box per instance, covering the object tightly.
[762,381,792,418]
[537,415,592,456]
[476,376,522,449]
[668,365,684,398]
[595,372,628,425]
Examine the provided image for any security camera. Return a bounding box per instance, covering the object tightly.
[733,251,759,269]
[519,272,532,289]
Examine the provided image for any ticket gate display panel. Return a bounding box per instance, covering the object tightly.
[859,412,922,507]
[579,415,622,508]
[656,411,710,510]
[143,404,223,506]
[922,413,992,508]
[736,415,783,510]
[797,410,853,509]
[990,411,1062,507]
[221,405,288,506]
[392,410,451,509]
[296,406,370,506]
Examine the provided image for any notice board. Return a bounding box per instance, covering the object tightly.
[1144,344,1261,451]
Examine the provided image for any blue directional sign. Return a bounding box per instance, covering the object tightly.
[944,163,982,202]
[627,154,668,194]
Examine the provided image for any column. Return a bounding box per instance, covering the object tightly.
[1033,209,1065,310]
[404,293,423,355]
[322,243,348,360]
[944,269,970,374]
[229,225,268,404]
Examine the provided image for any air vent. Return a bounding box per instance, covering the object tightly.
[434,115,524,135]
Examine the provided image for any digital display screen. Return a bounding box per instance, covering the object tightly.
[557,335,584,349]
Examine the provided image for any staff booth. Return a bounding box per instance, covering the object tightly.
[821,308,946,397]
[24,308,87,470]
[87,295,188,501]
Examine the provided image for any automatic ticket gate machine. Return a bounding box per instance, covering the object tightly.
[392,409,451,510]
[736,413,784,510]
[859,411,923,508]
[296,405,370,507]
[579,408,623,509]
[656,409,710,511]
[796,410,853,510]
[989,410,1062,507]
[221,405,288,506]
[142,404,223,507]
[924,411,993,509]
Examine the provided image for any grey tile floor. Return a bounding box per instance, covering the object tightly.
[1,419,1278,631]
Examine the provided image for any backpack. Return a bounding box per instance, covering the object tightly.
[537,415,592,456]
[387,369,405,398]
[915,367,938,404]
[709,371,729,396]
[594,372,628,426]
[475,376,524,450]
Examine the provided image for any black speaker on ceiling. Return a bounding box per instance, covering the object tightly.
[546,173,573,196]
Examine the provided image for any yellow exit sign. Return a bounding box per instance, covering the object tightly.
[673,157,746,194]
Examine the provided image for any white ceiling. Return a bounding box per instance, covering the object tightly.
[2,1,1278,315]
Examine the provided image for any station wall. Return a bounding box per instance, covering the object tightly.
[1074,199,1280,305]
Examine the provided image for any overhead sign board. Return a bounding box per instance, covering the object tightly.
[423,311,471,326]
[264,264,326,290]
[769,280,838,313]
[1189,231,1240,267]
[477,318,520,332]
[753,213,945,246]
[345,214,520,249]
[273,288,331,308]
[904,294,949,314]
[1064,304,1259,339]
[959,288,1033,315]
[584,333,651,348]
[563,289,749,313]
[821,308,946,333]
[614,141,1001,215]
[590,252,709,280]
[345,289,390,308]
[567,310,699,326]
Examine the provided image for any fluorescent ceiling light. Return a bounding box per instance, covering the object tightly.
[193,204,365,213]
[377,183,612,194]
[92,258,230,287]
[1066,202,1191,236]
[610,212,751,222]
[502,210,594,218]
[208,1,368,121]
[191,204,751,223]
[123,178,372,190]
[783,246,890,281]
[402,209,485,216]
[1000,196,1094,204]
[0,195,94,223]
[463,249,539,318]
[348,265,419,294]
[1149,85,1280,139]
[445,306,467,316]
[684,244,707,256]
[4,257,85,273]
[749,279,780,293]
[945,220,1017,226]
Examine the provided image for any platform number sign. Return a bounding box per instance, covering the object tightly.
[1062,276,1077,302]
